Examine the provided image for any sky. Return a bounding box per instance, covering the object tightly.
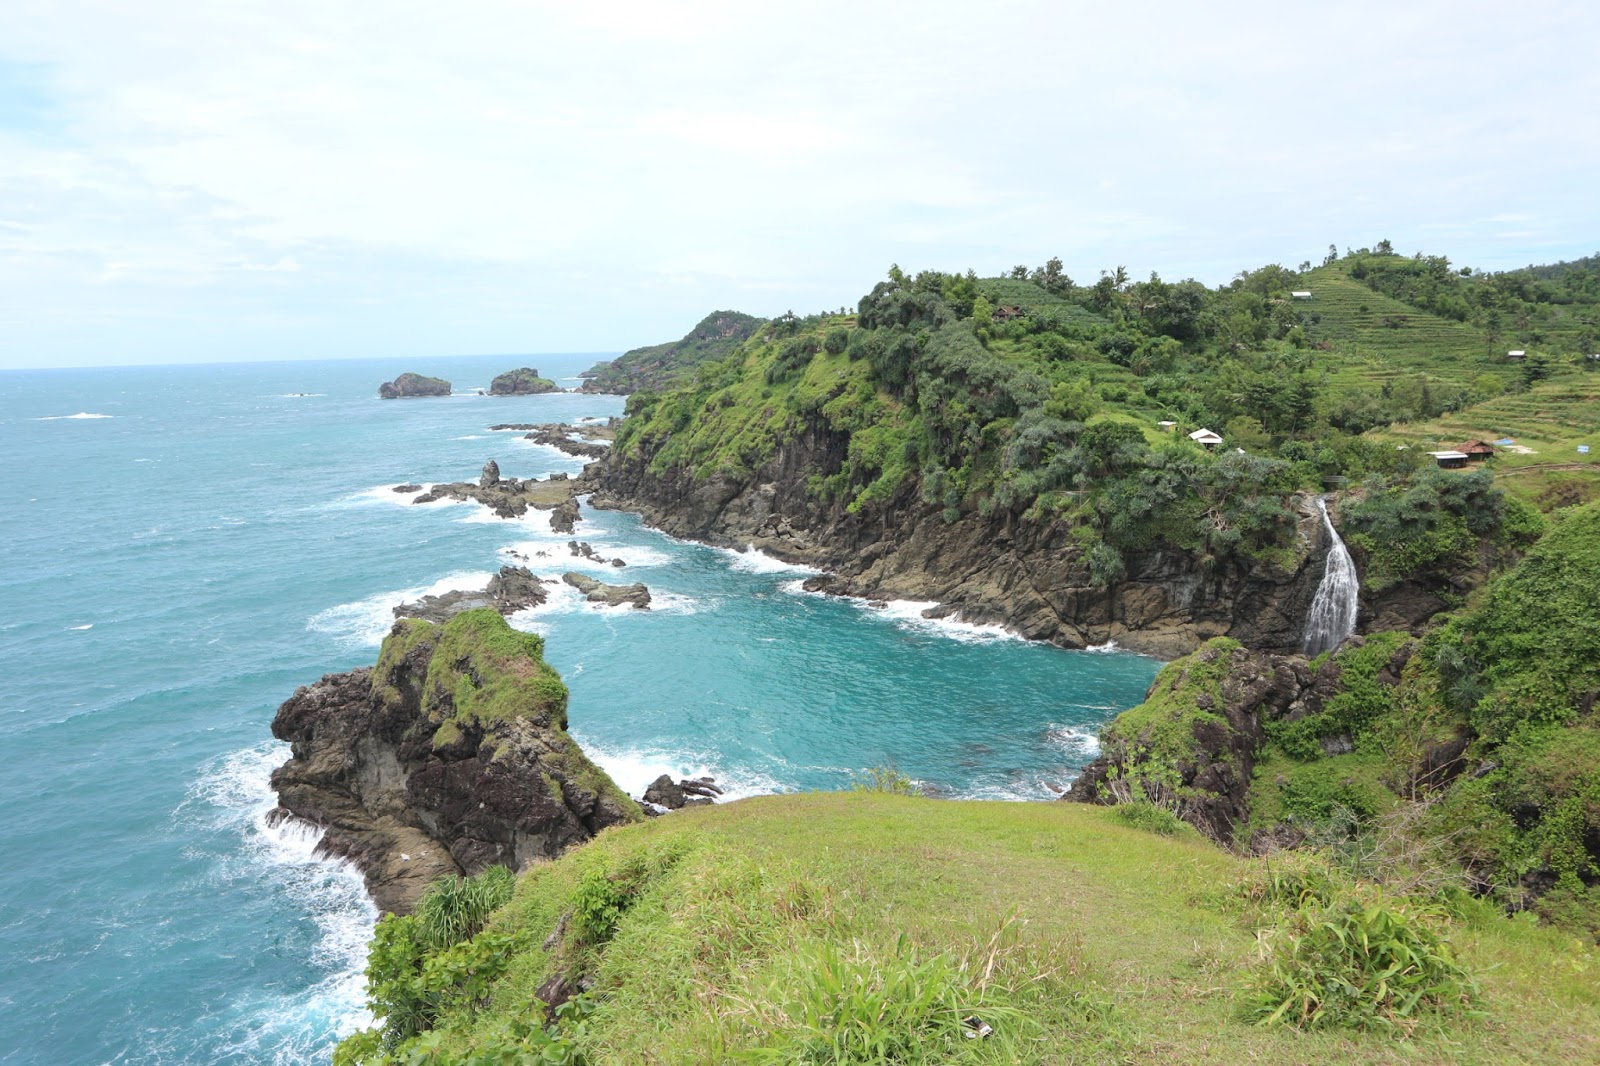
[1,1,1597,370]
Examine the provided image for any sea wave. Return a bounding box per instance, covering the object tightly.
[716,544,823,575]
[865,599,1023,644]
[183,744,375,1063]
[1046,725,1102,758]
[575,741,786,803]
[37,411,112,420]
[307,571,498,648]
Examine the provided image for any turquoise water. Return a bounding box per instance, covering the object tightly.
[0,356,1160,1064]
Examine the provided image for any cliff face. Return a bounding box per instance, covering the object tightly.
[270,610,640,913]
[589,421,1434,659]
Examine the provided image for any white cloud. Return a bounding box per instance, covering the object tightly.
[1,0,1598,366]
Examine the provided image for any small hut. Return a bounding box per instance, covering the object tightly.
[1188,428,1223,448]
[1506,350,1527,360]
[1426,450,1470,469]
[1455,440,1497,461]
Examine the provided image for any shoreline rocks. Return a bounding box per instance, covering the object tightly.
[378,372,451,399]
[269,610,642,914]
[489,421,616,460]
[407,459,587,528]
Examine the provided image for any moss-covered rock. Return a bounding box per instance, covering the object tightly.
[271,609,640,914]
[489,368,560,395]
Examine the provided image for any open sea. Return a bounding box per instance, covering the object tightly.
[0,354,1161,1064]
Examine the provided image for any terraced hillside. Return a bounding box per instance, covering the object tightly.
[1295,265,1518,396]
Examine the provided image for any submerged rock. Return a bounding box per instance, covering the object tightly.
[270,609,641,914]
[378,372,451,399]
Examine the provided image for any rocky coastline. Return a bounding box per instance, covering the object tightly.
[585,431,1440,660]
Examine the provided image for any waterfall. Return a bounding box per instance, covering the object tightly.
[1302,497,1359,657]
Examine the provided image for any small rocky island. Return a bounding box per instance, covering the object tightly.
[403,459,584,531]
[489,368,561,396]
[269,609,642,913]
[378,372,452,399]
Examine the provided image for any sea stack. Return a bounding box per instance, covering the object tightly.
[378,372,452,399]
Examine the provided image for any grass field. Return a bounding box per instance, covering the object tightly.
[369,793,1600,1065]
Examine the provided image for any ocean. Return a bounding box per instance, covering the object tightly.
[0,355,1160,1064]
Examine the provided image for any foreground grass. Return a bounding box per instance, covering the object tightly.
[355,794,1600,1065]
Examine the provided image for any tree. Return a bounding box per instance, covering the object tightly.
[1324,244,1339,267]
[970,295,994,327]
[1376,238,1395,255]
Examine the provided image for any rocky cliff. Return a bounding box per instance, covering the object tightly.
[589,424,1438,659]
[269,609,640,913]
[378,372,452,399]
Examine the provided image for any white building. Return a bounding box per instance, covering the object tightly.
[1188,428,1223,447]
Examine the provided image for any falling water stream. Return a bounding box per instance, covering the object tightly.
[1302,497,1360,656]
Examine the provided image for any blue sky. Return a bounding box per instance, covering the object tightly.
[1,0,1597,369]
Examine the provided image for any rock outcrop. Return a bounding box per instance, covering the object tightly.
[378,372,452,399]
[393,566,549,625]
[489,368,561,396]
[489,421,616,460]
[270,609,641,914]
[407,461,585,529]
[562,572,651,609]
[641,774,723,810]
[1065,635,1414,843]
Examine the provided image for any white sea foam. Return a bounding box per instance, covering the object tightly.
[502,539,673,570]
[339,483,446,508]
[38,411,112,420]
[184,744,376,1061]
[451,434,487,441]
[280,393,325,398]
[576,741,785,803]
[1047,725,1103,758]
[717,544,823,575]
[68,623,93,631]
[1082,640,1120,654]
[308,570,497,648]
[867,599,1023,644]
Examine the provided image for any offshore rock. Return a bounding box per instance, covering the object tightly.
[488,368,561,396]
[269,610,641,914]
[393,566,548,625]
[480,459,501,488]
[562,572,651,609]
[378,372,451,399]
[413,462,584,523]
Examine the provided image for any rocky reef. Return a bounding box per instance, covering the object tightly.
[406,459,585,529]
[393,565,548,625]
[269,609,641,913]
[562,571,651,609]
[378,372,452,399]
[489,368,561,396]
[489,421,616,460]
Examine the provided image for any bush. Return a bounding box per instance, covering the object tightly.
[1111,799,1187,836]
[849,765,920,796]
[1249,896,1477,1031]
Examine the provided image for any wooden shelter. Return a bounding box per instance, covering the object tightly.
[1455,439,1497,461]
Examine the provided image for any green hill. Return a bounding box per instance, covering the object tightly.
[579,310,762,395]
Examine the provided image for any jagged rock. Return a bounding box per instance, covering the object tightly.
[393,566,548,624]
[642,774,723,810]
[378,372,451,399]
[549,498,580,534]
[480,459,501,488]
[489,368,560,396]
[412,462,584,522]
[562,572,651,609]
[270,610,641,914]
[393,483,423,493]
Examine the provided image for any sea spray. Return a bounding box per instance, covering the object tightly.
[1302,497,1359,656]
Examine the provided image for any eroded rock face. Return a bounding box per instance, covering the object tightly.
[378,372,451,399]
[269,610,641,913]
[589,424,1355,658]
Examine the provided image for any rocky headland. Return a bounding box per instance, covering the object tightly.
[269,609,641,914]
[378,372,452,399]
[489,368,561,396]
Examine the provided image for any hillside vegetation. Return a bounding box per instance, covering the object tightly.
[580,310,762,394]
